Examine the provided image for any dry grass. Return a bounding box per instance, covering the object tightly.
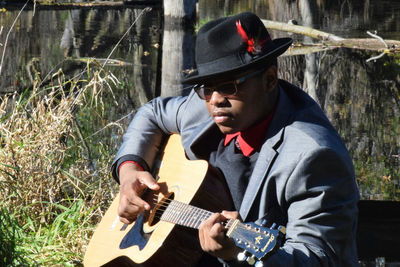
[1,89,73,219]
[0,69,120,266]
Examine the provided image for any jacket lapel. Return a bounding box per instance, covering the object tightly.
[239,131,282,220]
[239,83,295,220]
[185,118,221,160]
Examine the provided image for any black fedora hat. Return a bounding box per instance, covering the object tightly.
[182,12,292,85]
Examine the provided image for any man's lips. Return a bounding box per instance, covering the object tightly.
[212,111,232,124]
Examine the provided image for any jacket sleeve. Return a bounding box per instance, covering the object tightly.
[260,147,358,267]
[111,91,199,182]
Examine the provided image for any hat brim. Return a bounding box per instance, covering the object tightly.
[182,37,293,85]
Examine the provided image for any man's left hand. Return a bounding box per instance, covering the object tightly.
[198,210,242,260]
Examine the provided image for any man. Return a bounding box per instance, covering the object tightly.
[112,12,359,266]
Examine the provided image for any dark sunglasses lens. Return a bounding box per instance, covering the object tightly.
[195,82,237,100]
[194,86,210,100]
[216,83,236,96]
[200,87,213,100]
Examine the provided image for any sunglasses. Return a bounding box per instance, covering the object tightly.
[193,68,266,101]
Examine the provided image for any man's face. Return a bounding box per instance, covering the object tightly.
[205,66,278,134]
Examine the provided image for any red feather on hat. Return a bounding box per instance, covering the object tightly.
[236,20,255,53]
[236,20,269,54]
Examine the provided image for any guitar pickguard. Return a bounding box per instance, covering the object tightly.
[119,213,150,250]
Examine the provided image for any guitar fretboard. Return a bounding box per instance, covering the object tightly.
[159,199,214,229]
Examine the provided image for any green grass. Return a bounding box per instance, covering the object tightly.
[0,200,98,266]
[0,67,120,266]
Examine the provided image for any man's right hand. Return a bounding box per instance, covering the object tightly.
[118,162,160,224]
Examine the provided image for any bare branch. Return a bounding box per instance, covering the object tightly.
[366,31,388,48]
[365,31,389,62]
[262,19,400,54]
[0,0,30,77]
[102,7,152,68]
[366,52,386,63]
[262,19,345,42]
[0,26,3,46]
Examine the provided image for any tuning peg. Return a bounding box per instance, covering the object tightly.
[278,225,286,235]
[260,218,268,226]
[246,255,256,265]
[270,223,277,229]
[255,260,264,267]
[237,251,249,262]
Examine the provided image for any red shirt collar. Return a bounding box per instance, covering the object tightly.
[224,108,276,157]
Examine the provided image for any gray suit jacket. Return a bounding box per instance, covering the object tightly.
[112,80,359,266]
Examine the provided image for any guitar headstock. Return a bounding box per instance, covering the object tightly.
[226,220,285,265]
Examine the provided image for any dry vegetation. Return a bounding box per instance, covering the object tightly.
[0,69,121,266]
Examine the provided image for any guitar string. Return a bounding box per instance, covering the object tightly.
[151,197,212,227]
[153,200,246,236]
[151,198,259,235]
[152,197,211,217]
[152,197,213,219]
[150,197,275,251]
[152,198,271,231]
[152,200,231,230]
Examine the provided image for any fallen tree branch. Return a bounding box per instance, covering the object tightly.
[75,57,138,67]
[36,1,125,8]
[262,19,400,53]
[1,1,161,11]
[283,44,335,56]
[262,19,344,42]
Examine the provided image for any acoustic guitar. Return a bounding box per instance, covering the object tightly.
[84,135,285,266]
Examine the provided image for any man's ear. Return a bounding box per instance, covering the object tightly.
[263,65,278,91]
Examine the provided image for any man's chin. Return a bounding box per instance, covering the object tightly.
[216,124,238,135]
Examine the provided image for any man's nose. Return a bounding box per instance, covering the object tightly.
[209,90,227,105]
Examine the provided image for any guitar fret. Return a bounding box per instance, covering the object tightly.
[177,201,188,225]
[190,206,200,228]
[197,207,206,227]
[160,202,170,222]
[195,209,203,228]
[182,204,192,227]
[182,203,198,228]
[162,200,177,223]
[200,209,210,227]
[171,201,181,224]
[174,201,184,224]
[159,199,216,229]
[189,206,201,228]
[197,209,211,228]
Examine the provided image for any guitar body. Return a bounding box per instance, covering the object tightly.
[84,135,234,266]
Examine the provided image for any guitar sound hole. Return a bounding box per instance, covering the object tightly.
[148,192,175,226]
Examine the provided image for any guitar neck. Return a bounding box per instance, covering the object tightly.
[159,199,235,230]
[156,198,283,262]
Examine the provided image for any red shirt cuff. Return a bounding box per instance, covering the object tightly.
[118,160,144,173]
